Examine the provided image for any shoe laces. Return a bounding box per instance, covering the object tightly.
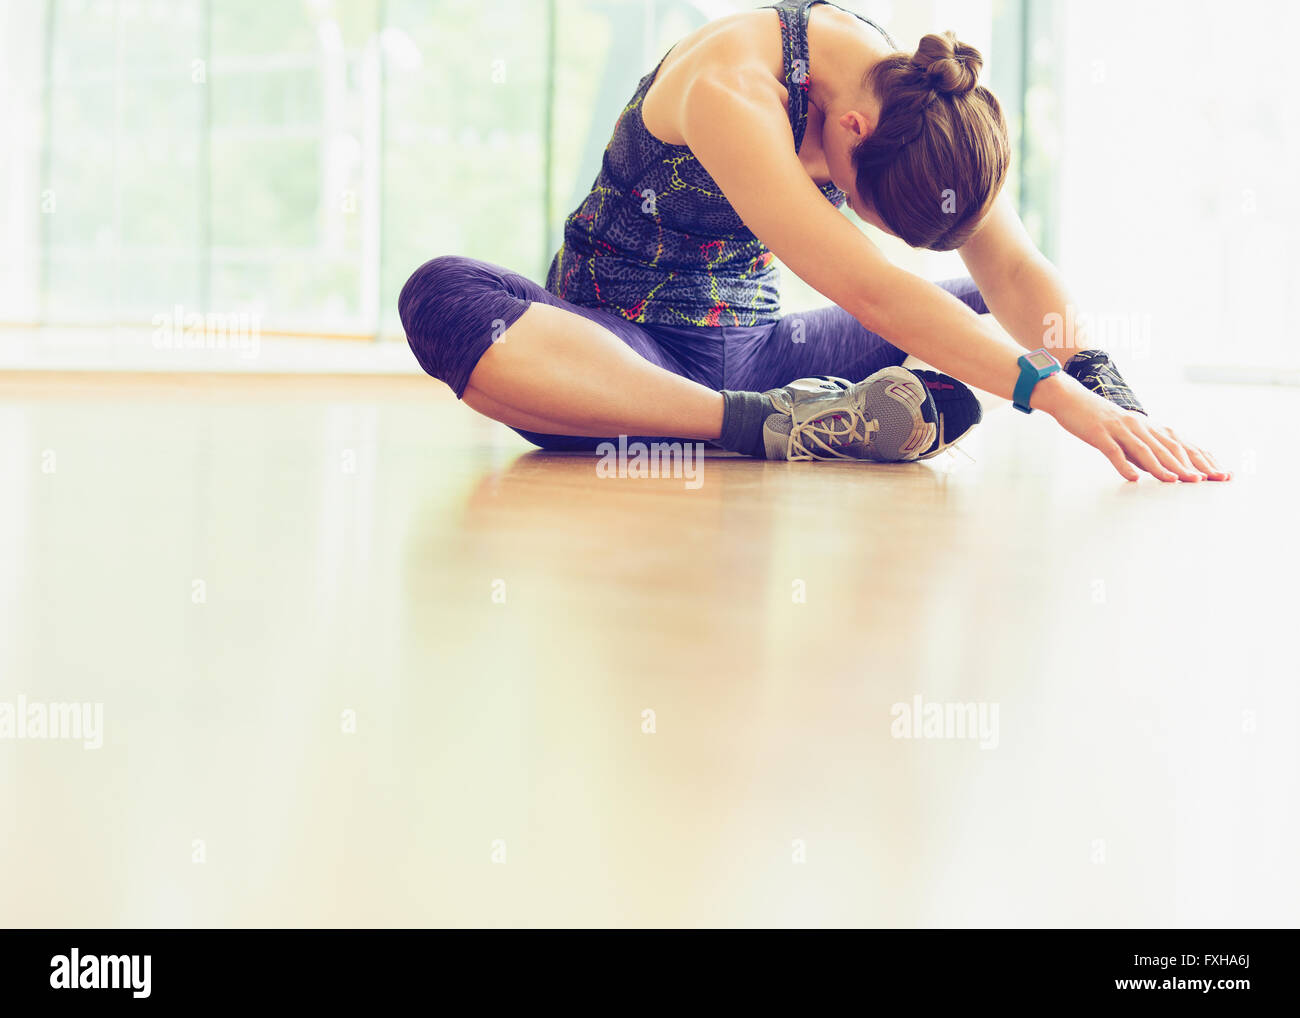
[787,409,879,461]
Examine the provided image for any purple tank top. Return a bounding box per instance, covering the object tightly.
[545,1,894,327]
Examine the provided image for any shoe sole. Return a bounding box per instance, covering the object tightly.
[857,366,938,462]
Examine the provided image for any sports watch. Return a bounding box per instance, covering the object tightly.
[1012,348,1062,414]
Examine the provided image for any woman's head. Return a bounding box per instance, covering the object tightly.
[845,32,1010,250]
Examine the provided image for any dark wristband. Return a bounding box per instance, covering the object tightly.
[1064,349,1146,415]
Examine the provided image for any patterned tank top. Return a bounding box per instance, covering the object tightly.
[545,0,894,327]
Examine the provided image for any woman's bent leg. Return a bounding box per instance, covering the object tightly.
[398,256,724,444]
[464,302,724,440]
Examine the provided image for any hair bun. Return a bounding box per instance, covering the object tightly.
[913,31,982,96]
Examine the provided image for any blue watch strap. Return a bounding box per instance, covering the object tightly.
[1013,349,1062,414]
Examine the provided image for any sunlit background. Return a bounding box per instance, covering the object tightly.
[2,0,1295,380]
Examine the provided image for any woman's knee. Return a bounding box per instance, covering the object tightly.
[935,276,989,315]
[397,255,527,394]
[398,255,485,338]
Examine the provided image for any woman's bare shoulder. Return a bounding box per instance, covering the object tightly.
[640,9,786,147]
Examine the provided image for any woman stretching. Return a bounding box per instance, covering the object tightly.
[400,0,1228,481]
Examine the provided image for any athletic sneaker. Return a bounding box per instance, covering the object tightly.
[911,369,983,460]
[760,367,938,462]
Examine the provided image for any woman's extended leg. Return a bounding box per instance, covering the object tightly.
[726,277,989,391]
[722,278,992,458]
[398,255,723,442]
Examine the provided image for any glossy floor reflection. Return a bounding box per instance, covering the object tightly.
[0,371,1295,927]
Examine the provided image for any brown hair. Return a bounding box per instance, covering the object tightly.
[851,32,1010,251]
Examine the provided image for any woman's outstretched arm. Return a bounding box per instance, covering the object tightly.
[679,68,1217,482]
[960,194,1229,480]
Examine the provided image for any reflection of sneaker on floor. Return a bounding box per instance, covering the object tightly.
[760,367,938,462]
[910,369,983,461]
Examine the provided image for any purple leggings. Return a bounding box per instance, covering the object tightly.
[398,255,988,450]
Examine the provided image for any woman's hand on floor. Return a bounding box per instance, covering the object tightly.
[1039,380,1231,482]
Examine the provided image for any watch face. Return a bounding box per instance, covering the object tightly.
[1027,350,1056,370]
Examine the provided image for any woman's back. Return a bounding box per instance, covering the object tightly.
[544,0,893,328]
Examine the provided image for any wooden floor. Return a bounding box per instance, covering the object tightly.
[0,369,1295,927]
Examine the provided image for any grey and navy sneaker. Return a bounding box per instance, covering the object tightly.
[760,367,939,462]
[910,369,983,460]
[1063,349,1146,415]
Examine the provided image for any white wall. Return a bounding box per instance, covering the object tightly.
[0,1,45,324]
[1055,0,1300,377]
[14,1,1292,379]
